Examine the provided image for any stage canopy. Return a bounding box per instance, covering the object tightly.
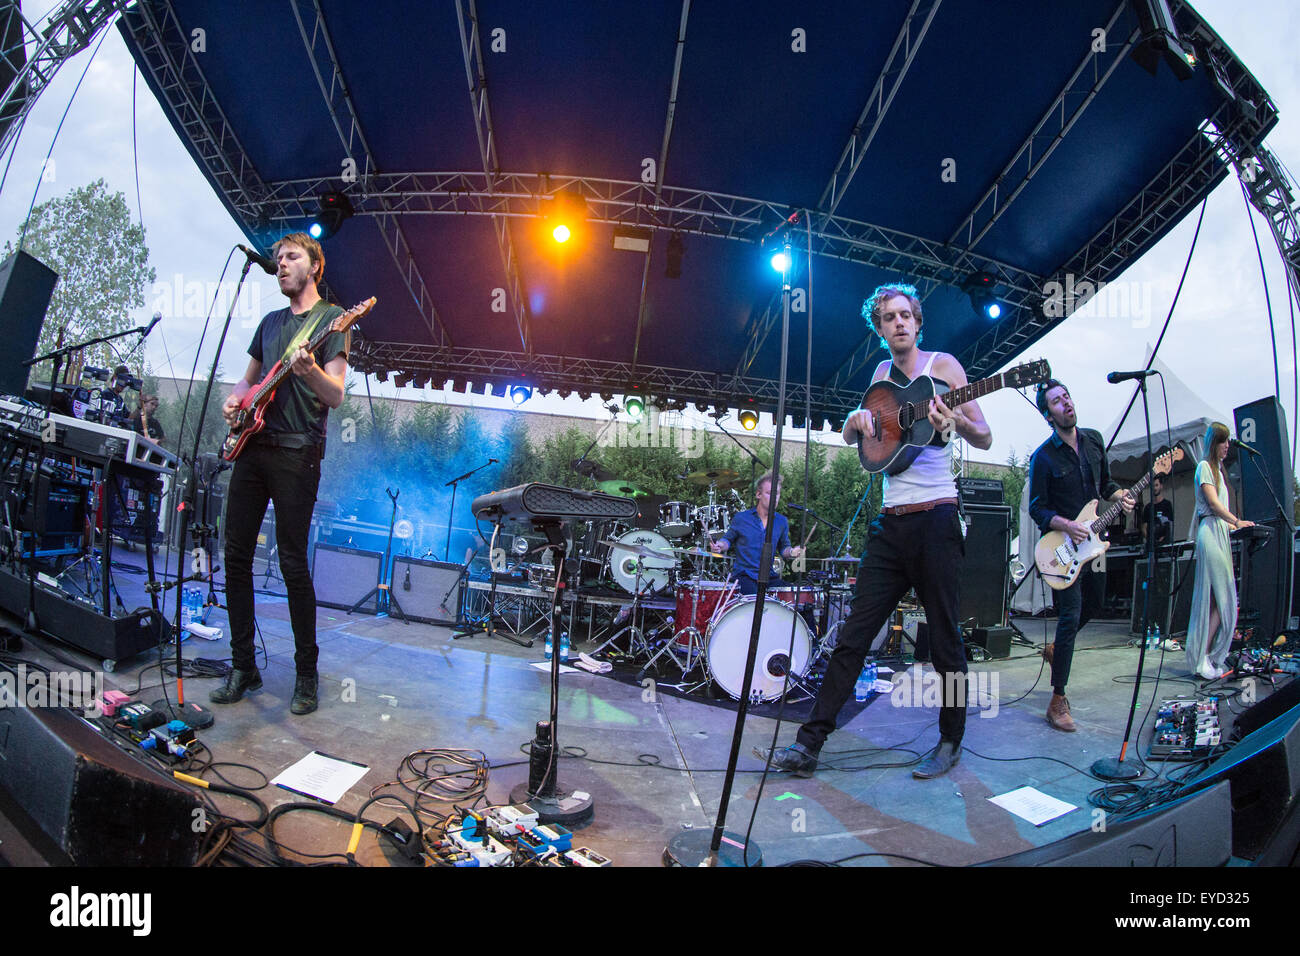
[118,0,1277,427]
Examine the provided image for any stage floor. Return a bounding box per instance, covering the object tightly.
[5,545,1290,868]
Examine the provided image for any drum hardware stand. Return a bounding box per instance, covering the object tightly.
[454,519,532,647]
[510,520,595,826]
[347,487,409,624]
[589,567,658,659]
[442,457,496,562]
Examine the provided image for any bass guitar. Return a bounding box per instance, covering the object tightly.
[220,296,376,462]
[856,358,1051,474]
[1034,445,1183,590]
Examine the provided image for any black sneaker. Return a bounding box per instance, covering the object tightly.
[290,674,318,715]
[209,667,262,704]
[768,744,819,778]
[912,740,961,779]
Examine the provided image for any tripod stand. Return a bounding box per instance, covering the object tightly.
[347,487,408,624]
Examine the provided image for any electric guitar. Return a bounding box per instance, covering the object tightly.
[856,358,1051,474]
[220,296,376,462]
[1034,445,1184,591]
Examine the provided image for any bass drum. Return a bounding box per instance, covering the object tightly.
[607,528,676,594]
[706,596,812,702]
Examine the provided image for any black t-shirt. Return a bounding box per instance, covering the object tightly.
[247,300,348,445]
[130,411,165,441]
[1142,498,1174,539]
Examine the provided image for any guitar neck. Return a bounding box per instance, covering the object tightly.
[903,372,1003,421]
[248,322,334,410]
[1091,465,1157,531]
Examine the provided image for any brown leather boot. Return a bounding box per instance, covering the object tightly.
[1042,642,1055,665]
[1046,693,1076,732]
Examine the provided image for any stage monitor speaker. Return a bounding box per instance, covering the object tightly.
[959,504,1010,628]
[312,543,383,613]
[0,249,58,397]
[1130,553,1193,636]
[1233,396,1293,523]
[0,675,203,865]
[979,778,1232,866]
[1192,696,1300,861]
[391,555,464,626]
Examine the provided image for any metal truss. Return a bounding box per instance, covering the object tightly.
[0,0,123,160]
[948,0,1135,259]
[347,337,863,428]
[251,170,1048,305]
[291,0,452,348]
[817,0,942,217]
[455,0,530,353]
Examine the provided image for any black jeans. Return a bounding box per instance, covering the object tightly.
[1049,565,1104,693]
[796,504,967,751]
[223,441,322,676]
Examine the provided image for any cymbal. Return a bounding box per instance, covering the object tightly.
[823,555,860,564]
[602,539,676,562]
[684,467,739,486]
[571,458,612,481]
[597,479,649,497]
[671,546,728,559]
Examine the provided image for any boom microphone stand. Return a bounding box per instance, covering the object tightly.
[443,457,496,562]
[1093,373,1156,781]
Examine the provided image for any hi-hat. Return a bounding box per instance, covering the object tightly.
[597,479,649,497]
[684,467,739,486]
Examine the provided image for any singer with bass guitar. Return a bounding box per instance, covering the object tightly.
[770,283,990,781]
[1028,379,1135,732]
[212,232,350,716]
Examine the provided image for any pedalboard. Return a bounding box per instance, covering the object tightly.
[1148,696,1221,760]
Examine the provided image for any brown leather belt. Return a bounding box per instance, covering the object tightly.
[880,496,959,517]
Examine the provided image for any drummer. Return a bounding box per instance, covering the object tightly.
[709,471,803,595]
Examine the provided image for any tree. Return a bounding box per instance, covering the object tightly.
[6,180,155,384]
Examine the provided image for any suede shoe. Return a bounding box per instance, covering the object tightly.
[290,674,318,715]
[209,667,262,704]
[1046,693,1076,732]
[768,743,818,778]
[912,740,961,779]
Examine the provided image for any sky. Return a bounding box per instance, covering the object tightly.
[1,0,1297,469]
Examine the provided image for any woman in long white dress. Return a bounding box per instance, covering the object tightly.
[1185,422,1254,679]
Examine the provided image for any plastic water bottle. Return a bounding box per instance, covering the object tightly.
[1152,624,1162,651]
[180,586,196,627]
[866,661,878,685]
[545,631,554,660]
[855,666,872,702]
[559,631,570,663]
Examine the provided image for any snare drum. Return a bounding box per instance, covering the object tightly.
[658,501,694,538]
[705,596,813,702]
[672,580,735,646]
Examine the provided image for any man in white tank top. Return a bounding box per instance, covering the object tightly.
[770,284,991,780]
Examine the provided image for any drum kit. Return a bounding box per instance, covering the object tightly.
[568,464,860,704]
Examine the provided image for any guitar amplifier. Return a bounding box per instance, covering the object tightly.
[391,556,464,626]
[312,543,384,614]
[957,477,1005,507]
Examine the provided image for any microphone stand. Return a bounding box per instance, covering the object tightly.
[1093,375,1155,781]
[444,457,496,562]
[150,255,258,730]
[666,230,796,867]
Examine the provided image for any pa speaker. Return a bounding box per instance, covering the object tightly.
[0,250,57,397]
[391,556,464,626]
[312,543,383,613]
[1233,396,1293,523]
[0,678,202,865]
[959,504,1010,628]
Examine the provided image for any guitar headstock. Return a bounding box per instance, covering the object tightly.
[1004,358,1051,390]
[331,296,377,334]
[1153,446,1185,476]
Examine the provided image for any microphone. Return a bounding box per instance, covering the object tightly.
[761,210,802,245]
[142,312,162,338]
[1231,438,1261,457]
[237,243,277,276]
[1106,369,1157,384]
[488,458,498,463]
